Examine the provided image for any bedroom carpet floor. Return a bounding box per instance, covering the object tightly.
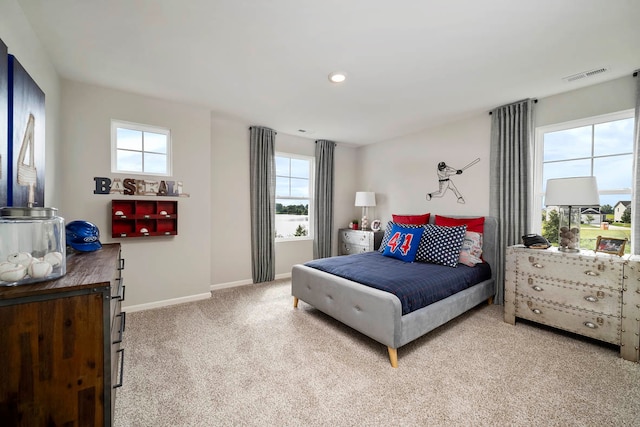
[114,279,640,427]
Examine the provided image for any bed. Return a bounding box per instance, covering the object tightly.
[291,215,497,368]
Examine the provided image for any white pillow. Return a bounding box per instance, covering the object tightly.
[459,231,483,267]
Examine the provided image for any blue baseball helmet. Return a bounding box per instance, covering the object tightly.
[66,220,102,252]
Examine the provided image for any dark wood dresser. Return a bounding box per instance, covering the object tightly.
[0,243,125,426]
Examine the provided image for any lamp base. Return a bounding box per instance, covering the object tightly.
[361,215,369,230]
[557,206,581,253]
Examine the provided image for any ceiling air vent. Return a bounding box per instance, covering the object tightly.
[562,67,609,83]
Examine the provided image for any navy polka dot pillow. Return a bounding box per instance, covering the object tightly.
[415,224,467,267]
[378,222,423,253]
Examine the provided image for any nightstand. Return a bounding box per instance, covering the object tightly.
[338,228,384,255]
[504,245,640,362]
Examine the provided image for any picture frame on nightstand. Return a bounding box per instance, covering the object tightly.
[595,236,626,256]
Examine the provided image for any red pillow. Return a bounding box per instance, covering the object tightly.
[392,213,430,225]
[434,215,484,233]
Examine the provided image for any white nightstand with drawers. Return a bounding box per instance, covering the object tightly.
[504,245,640,362]
[338,228,384,255]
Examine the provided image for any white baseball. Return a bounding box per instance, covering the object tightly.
[0,262,17,274]
[0,263,27,282]
[159,210,168,215]
[44,252,64,268]
[7,252,33,269]
[28,260,53,279]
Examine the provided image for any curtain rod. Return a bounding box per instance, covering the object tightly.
[249,126,277,134]
[489,99,537,115]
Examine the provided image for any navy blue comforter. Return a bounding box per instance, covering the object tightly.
[304,251,492,315]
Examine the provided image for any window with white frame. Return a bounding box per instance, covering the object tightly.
[534,110,634,253]
[111,120,172,176]
[275,153,314,241]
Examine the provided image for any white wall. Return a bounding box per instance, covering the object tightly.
[0,0,62,208]
[210,119,359,287]
[358,74,637,228]
[210,115,253,285]
[60,80,212,309]
[536,75,635,127]
[359,113,492,223]
[36,74,358,308]
[332,144,360,246]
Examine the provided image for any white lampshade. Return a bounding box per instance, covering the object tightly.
[355,192,376,207]
[545,176,600,207]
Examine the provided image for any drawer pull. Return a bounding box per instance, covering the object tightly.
[584,270,599,277]
[584,321,597,329]
[111,278,123,300]
[532,285,543,292]
[112,281,126,302]
[532,263,544,269]
[584,296,598,303]
[113,312,126,344]
[114,348,125,388]
[532,308,541,314]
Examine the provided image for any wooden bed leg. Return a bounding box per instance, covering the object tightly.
[387,347,398,368]
[293,297,299,308]
[488,296,494,305]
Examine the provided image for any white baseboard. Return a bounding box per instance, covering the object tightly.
[124,272,294,312]
[275,272,292,281]
[209,272,292,292]
[123,292,211,313]
[210,278,253,291]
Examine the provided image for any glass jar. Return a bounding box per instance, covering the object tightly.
[0,207,66,286]
[557,206,581,252]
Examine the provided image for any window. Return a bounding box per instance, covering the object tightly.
[275,153,313,241]
[111,120,171,176]
[534,110,634,252]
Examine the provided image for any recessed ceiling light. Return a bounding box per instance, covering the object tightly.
[328,71,347,83]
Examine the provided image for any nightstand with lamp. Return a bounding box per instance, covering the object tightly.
[339,191,383,255]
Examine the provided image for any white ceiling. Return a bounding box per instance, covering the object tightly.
[17,0,640,146]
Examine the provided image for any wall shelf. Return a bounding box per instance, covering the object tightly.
[111,199,178,238]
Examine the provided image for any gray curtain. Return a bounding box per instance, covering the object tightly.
[489,99,534,304]
[632,71,640,255]
[249,126,276,283]
[313,140,336,259]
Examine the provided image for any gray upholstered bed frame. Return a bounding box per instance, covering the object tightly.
[291,216,497,368]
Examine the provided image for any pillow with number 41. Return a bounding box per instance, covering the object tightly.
[382,224,425,262]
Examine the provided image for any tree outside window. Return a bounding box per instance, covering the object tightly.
[275,153,313,241]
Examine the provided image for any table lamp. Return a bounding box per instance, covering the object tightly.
[545,176,599,252]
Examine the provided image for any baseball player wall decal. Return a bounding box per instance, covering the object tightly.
[426,158,480,204]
